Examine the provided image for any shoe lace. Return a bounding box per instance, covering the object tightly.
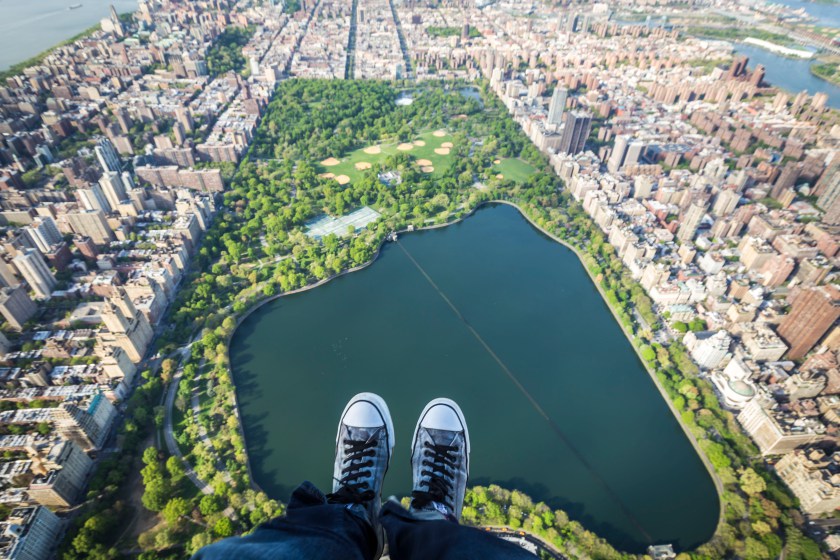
[411,441,459,511]
[327,435,379,505]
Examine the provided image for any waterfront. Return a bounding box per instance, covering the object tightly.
[734,42,840,108]
[230,204,720,552]
[0,0,136,70]
[773,0,840,28]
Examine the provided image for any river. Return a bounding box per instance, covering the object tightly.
[734,42,840,108]
[0,0,137,71]
[771,0,840,28]
[229,204,720,552]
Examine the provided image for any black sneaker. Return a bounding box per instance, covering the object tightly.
[327,393,394,556]
[409,398,470,521]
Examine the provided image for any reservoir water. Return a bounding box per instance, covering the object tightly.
[734,42,840,108]
[230,204,720,552]
[0,0,137,71]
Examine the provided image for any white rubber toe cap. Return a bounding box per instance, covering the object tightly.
[344,400,386,428]
[421,403,465,432]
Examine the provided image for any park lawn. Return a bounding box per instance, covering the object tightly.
[491,158,537,183]
[319,130,457,184]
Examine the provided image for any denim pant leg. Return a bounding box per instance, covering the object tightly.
[193,481,377,560]
[380,499,537,559]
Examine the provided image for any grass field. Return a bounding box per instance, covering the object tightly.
[491,158,537,183]
[318,130,456,184]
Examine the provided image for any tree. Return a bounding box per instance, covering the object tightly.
[162,497,191,526]
[740,468,767,496]
[160,359,177,384]
[166,456,185,485]
[142,477,171,512]
[214,517,235,537]
[190,532,215,554]
[200,493,224,516]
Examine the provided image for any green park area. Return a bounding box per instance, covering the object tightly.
[491,157,537,183]
[317,129,458,184]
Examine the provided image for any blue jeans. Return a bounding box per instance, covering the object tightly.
[193,481,537,559]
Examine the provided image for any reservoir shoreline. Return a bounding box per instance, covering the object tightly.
[225,200,723,549]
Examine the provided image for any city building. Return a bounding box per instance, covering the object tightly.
[66,210,115,246]
[777,286,840,360]
[558,111,591,155]
[27,440,93,509]
[738,397,828,455]
[776,449,840,515]
[685,330,732,369]
[53,393,118,452]
[100,289,154,362]
[547,87,567,128]
[0,287,36,330]
[678,202,708,243]
[11,250,55,300]
[0,506,62,560]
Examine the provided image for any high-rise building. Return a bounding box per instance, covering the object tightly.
[777,286,840,359]
[677,202,708,243]
[175,106,194,133]
[771,161,801,199]
[100,289,154,362]
[558,111,591,155]
[99,172,127,211]
[686,330,732,369]
[816,164,840,225]
[623,142,644,168]
[27,440,94,508]
[54,393,118,451]
[66,210,115,246]
[776,449,840,515]
[547,87,568,128]
[12,249,56,299]
[633,176,655,200]
[94,138,121,173]
[0,286,37,330]
[712,189,741,217]
[0,331,10,357]
[0,259,19,288]
[24,217,62,254]
[607,135,630,174]
[77,184,112,214]
[0,506,62,559]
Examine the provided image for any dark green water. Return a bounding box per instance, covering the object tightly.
[230,204,719,552]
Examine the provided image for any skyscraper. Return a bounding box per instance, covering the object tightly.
[777,286,840,360]
[78,184,112,214]
[100,289,154,362]
[99,172,127,211]
[24,217,62,254]
[94,138,121,174]
[607,135,630,174]
[547,87,568,128]
[816,163,840,225]
[623,142,645,168]
[13,249,56,299]
[712,188,741,217]
[678,201,708,243]
[67,210,116,246]
[558,111,591,155]
[0,286,36,329]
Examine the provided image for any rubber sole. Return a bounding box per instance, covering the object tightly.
[411,397,471,473]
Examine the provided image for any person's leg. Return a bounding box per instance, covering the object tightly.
[193,392,395,560]
[381,398,536,560]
